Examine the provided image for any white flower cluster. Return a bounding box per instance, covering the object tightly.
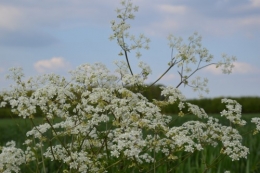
[220,127,249,161]
[167,32,213,64]
[190,77,209,98]
[166,32,236,97]
[216,53,237,74]
[220,98,246,126]
[0,141,25,173]
[186,103,208,119]
[167,32,214,72]
[251,117,260,134]
[160,86,186,103]
[165,117,249,161]
[110,0,150,59]
[114,60,152,86]
[1,62,252,172]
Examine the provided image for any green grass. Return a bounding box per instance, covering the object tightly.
[1,114,260,172]
[0,117,58,147]
[167,114,260,173]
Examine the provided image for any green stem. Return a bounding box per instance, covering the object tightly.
[124,50,134,75]
[40,140,47,173]
[149,64,174,87]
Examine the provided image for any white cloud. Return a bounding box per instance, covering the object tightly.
[232,62,260,74]
[204,65,222,75]
[135,0,260,38]
[238,16,260,28]
[34,57,70,73]
[147,73,178,85]
[204,62,260,75]
[199,16,260,36]
[158,4,187,15]
[251,0,260,8]
[0,1,117,47]
[139,4,192,36]
[161,73,178,82]
[1,0,259,41]
[0,1,116,31]
[0,5,23,30]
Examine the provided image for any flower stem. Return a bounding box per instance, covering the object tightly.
[124,50,133,75]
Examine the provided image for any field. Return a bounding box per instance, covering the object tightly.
[1,114,260,173]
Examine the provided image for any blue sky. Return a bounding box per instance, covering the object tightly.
[0,0,259,99]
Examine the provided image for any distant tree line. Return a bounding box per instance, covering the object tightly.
[0,85,259,118]
[161,96,260,114]
[141,85,260,114]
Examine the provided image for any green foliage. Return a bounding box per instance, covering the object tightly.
[1,115,260,173]
[187,97,260,114]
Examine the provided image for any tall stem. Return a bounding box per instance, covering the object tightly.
[124,50,133,75]
[40,140,47,173]
[149,65,173,87]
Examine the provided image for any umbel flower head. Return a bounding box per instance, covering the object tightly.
[0,63,250,172]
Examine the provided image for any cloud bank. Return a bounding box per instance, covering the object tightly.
[1,0,259,47]
[34,57,70,73]
[204,62,260,75]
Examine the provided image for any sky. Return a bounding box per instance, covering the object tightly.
[0,0,259,99]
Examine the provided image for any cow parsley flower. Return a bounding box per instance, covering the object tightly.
[251,117,260,134]
[220,98,246,126]
[0,141,25,173]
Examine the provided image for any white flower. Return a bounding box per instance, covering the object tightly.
[251,117,260,134]
[0,141,25,173]
[161,86,186,103]
[220,98,246,126]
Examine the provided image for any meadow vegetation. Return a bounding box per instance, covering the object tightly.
[0,0,260,172]
[0,114,260,173]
